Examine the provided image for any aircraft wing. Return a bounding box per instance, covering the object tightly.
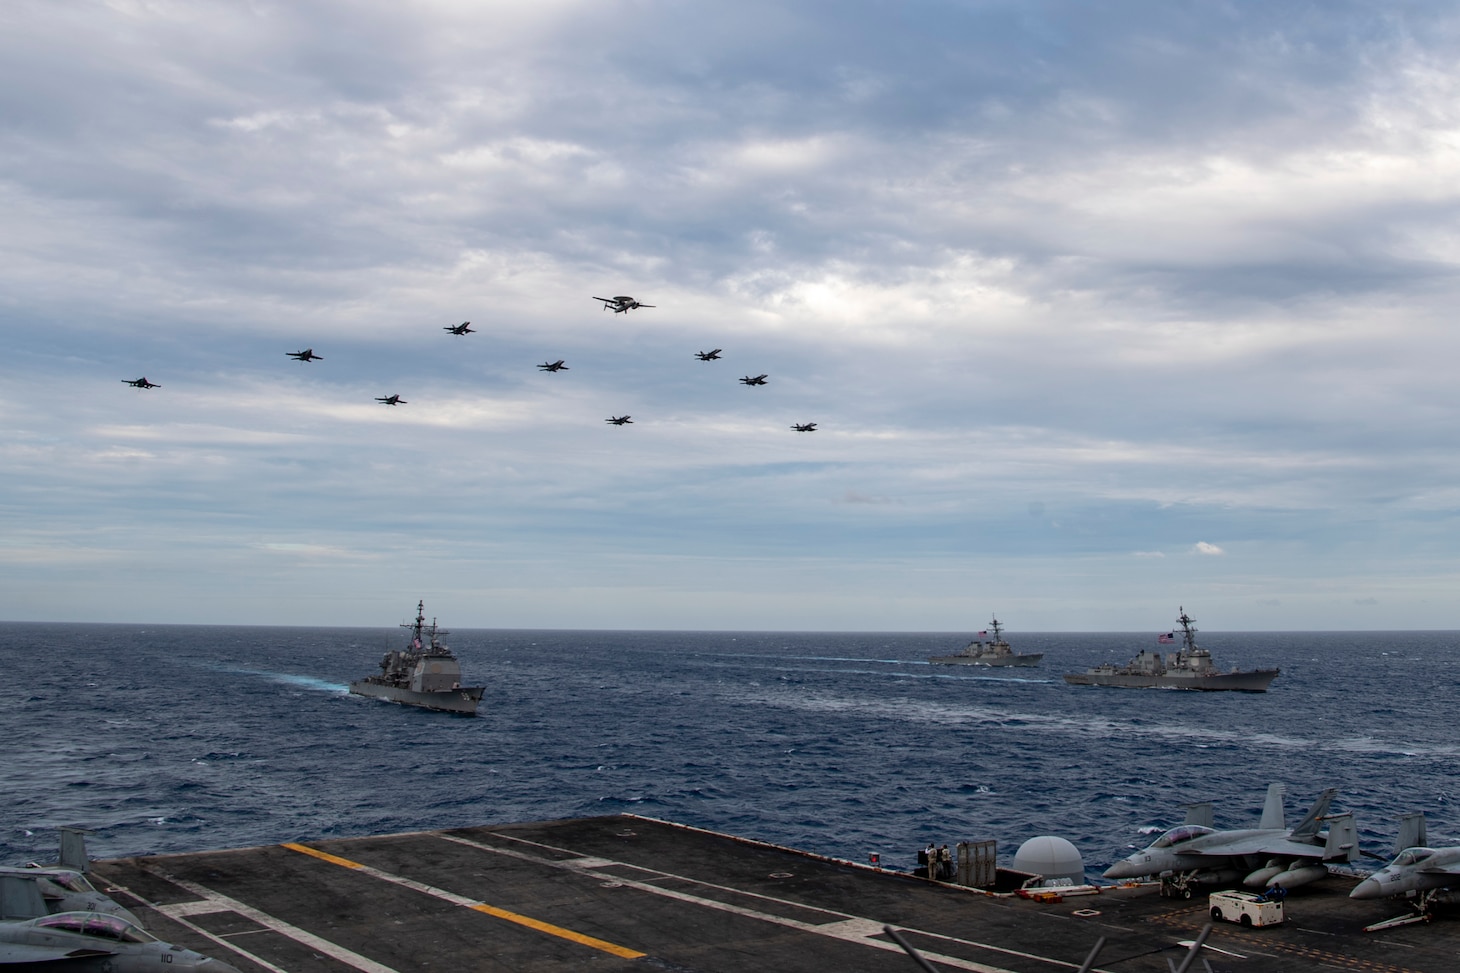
[1198,835,1325,858]
[0,943,117,963]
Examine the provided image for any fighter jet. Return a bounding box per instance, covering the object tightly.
[791,422,817,432]
[695,349,722,361]
[0,912,242,973]
[605,415,633,425]
[286,349,322,362]
[739,374,768,386]
[593,296,654,314]
[121,378,159,389]
[1103,784,1359,896]
[1350,813,1460,928]
[0,829,142,927]
[538,360,569,372]
[375,394,407,406]
[444,322,474,335]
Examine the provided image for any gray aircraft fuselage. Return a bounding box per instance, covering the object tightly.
[1351,846,1460,900]
[0,912,242,973]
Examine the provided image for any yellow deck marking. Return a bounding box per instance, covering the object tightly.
[281,843,365,869]
[469,904,645,959]
[281,842,646,960]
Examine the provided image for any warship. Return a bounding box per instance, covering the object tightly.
[349,600,485,715]
[928,617,1042,667]
[1063,607,1279,691]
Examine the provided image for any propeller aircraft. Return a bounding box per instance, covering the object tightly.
[593,296,654,314]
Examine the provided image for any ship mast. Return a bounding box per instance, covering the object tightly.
[1176,607,1200,653]
[988,617,1004,643]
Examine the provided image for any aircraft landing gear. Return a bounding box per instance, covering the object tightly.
[1363,889,1446,933]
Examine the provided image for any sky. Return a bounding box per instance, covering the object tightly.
[5,0,1460,630]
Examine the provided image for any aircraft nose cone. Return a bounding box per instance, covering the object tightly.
[1350,877,1383,900]
[1103,860,1139,879]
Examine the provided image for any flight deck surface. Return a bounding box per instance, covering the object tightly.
[90,815,1456,973]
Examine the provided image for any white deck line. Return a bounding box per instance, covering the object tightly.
[147,872,402,973]
[439,831,1109,973]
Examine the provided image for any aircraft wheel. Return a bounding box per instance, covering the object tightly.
[1240,914,1253,927]
[1210,907,1223,921]
[1182,887,1193,899]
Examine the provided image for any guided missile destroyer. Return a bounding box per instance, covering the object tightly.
[929,617,1042,667]
[1062,608,1279,692]
[349,600,485,715]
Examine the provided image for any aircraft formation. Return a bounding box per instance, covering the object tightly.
[121,295,819,433]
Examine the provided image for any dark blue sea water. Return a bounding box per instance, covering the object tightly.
[3,624,1457,880]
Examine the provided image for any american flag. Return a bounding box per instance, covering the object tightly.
[1157,632,1175,644]
[977,631,988,636]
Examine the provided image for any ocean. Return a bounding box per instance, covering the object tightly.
[3,623,1457,880]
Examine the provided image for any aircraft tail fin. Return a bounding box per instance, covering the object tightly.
[58,827,90,873]
[1323,813,1359,862]
[1259,783,1286,830]
[0,876,48,920]
[1290,788,1337,838]
[1395,812,1428,855]
[1183,802,1214,829]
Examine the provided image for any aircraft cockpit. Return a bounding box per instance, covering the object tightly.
[50,871,96,893]
[1151,825,1216,848]
[1392,847,1436,867]
[35,912,159,943]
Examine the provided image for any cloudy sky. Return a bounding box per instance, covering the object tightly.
[5,0,1460,630]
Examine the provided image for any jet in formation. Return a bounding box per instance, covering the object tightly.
[0,913,243,973]
[444,322,474,335]
[121,377,160,389]
[1351,812,1460,929]
[605,415,633,425]
[375,394,407,406]
[695,349,722,361]
[739,374,768,386]
[538,360,569,372]
[791,422,817,432]
[1103,783,1358,896]
[286,349,322,362]
[593,295,654,314]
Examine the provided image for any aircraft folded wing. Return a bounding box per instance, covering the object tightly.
[0,943,117,963]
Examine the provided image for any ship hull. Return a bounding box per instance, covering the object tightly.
[929,654,1044,667]
[1062,669,1279,692]
[349,681,485,715]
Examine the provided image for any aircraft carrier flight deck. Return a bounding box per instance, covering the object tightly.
[89,814,1457,973]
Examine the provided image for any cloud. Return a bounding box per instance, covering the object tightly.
[1191,542,1226,556]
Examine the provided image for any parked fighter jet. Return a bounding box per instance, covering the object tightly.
[1103,784,1358,896]
[791,422,817,432]
[1351,813,1460,928]
[605,415,633,425]
[538,360,569,372]
[375,394,407,406]
[444,322,474,335]
[695,349,722,361]
[593,296,654,314]
[739,374,768,386]
[0,829,142,927]
[286,349,322,362]
[121,378,159,389]
[0,912,242,973]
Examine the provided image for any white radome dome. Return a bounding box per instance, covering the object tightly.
[1012,835,1085,885]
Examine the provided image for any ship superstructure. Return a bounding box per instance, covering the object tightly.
[349,600,485,715]
[1062,608,1278,692]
